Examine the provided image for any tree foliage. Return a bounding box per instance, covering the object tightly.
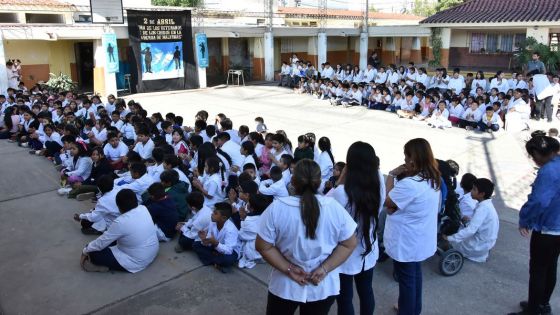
[151,0,201,7]
[412,0,464,17]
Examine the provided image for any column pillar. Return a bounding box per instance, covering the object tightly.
[221,37,229,74]
[381,37,396,65]
[195,33,207,88]
[307,36,318,67]
[440,28,451,68]
[252,37,265,81]
[0,33,8,94]
[318,32,327,66]
[359,32,368,70]
[93,38,117,97]
[264,32,274,81]
[410,36,422,64]
[526,27,550,44]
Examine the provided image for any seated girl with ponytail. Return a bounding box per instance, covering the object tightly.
[192,156,226,208]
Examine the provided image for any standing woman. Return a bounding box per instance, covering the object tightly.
[384,138,441,315]
[328,141,385,315]
[256,159,358,315]
[509,136,560,315]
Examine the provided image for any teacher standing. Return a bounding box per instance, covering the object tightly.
[384,138,441,315]
[509,135,560,315]
[256,159,358,315]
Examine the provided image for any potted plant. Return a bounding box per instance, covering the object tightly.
[45,72,76,93]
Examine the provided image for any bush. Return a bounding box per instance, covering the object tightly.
[45,72,75,93]
[514,37,560,73]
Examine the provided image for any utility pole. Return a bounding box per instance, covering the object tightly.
[264,0,274,81]
[359,0,369,69]
[317,0,327,67]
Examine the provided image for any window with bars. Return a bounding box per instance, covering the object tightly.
[470,33,526,53]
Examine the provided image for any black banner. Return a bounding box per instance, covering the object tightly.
[127,10,197,93]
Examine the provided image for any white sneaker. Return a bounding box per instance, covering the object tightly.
[57,187,72,195]
[21,143,29,148]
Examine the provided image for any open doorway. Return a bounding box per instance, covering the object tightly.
[74,42,94,92]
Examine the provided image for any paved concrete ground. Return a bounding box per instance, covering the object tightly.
[0,85,559,315]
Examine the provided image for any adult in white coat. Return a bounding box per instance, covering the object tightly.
[505,89,531,132]
[328,141,386,315]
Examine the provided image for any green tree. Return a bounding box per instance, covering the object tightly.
[434,0,464,12]
[412,0,464,17]
[514,37,560,72]
[151,0,201,6]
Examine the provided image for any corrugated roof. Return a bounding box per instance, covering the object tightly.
[421,0,560,24]
[277,7,423,20]
[0,0,72,7]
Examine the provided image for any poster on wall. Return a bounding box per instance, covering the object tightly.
[195,33,208,68]
[127,10,197,93]
[102,33,119,73]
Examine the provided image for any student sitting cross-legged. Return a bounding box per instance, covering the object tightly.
[80,189,159,273]
[443,178,500,262]
[73,175,120,235]
[175,191,212,252]
[238,193,273,269]
[145,182,179,242]
[193,202,240,273]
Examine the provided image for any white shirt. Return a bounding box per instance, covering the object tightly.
[121,123,136,140]
[470,79,487,95]
[239,215,263,267]
[490,78,509,94]
[92,127,107,143]
[364,68,377,82]
[259,179,289,198]
[181,205,213,240]
[225,130,241,145]
[318,151,334,181]
[384,175,440,262]
[448,104,465,118]
[258,195,357,302]
[448,199,499,262]
[133,139,155,160]
[416,73,429,87]
[204,220,240,255]
[448,77,465,95]
[221,140,244,168]
[79,189,120,232]
[321,67,334,80]
[83,205,159,273]
[66,156,93,179]
[103,142,129,162]
[462,107,483,122]
[459,192,478,218]
[42,132,63,147]
[327,172,386,275]
[148,163,165,182]
[111,119,124,131]
[119,173,155,203]
[200,173,223,207]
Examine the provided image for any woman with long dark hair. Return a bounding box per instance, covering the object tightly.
[256,159,358,315]
[328,141,385,315]
[384,138,441,315]
[509,136,560,315]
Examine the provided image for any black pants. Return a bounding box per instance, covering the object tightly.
[178,234,195,250]
[528,231,560,311]
[45,141,62,157]
[266,292,335,315]
[536,96,553,122]
[89,247,128,272]
[458,119,478,129]
[337,267,375,315]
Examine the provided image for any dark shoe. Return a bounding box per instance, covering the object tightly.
[81,227,103,235]
[377,250,389,263]
[515,301,552,315]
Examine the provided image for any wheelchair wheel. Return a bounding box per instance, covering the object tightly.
[439,249,464,276]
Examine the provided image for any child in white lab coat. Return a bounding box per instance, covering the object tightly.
[175,192,213,252]
[444,178,499,262]
[458,173,478,221]
[73,175,120,235]
[238,194,273,269]
[259,166,289,198]
[427,101,452,129]
[477,106,502,132]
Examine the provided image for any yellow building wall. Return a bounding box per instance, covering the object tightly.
[4,40,77,76]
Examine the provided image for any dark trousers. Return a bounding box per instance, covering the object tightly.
[178,234,195,251]
[88,247,127,272]
[192,242,237,267]
[477,121,500,132]
[337,267,375,315]
[394,261,422,315]
[266,291,336,315]
[528,231,560,311]
[45,141,62,157]
[28,138,42,150]
[458,119,478,129]
[536,96,553,122]
[0,130,13,139]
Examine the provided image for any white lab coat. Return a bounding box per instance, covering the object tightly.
[79,189,120,232]
[505,97,531,132]
[238,215,262,269]
[448,199,499,262]
[259,179,289,198]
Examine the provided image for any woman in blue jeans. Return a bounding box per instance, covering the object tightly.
[384,138,441,315]
[327,141,385,315]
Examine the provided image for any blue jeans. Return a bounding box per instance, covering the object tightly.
[193,242,238,267]
[393,261,422,315]
[337,267,375,315]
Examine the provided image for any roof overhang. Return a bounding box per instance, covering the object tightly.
[420,21,560,28]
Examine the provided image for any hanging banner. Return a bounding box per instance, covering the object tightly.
[127,10,197,93]
[195,33,208,68]
[102,33,119,73]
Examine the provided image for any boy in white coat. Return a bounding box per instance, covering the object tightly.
[259,166,289,198]
[175,192,212,252]
[443,178,499,262]
[238,194,273,269]
[74,175,120,235]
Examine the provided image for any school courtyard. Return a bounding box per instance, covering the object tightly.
[0,84,558,315]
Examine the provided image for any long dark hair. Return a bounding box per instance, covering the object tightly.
[292,159,322,239]
[242,141,262,169]
[197,142,216,174]
[344,141,381,257]
[3,107,14,130]
[318,136,335,166]
[403,138,441,190]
